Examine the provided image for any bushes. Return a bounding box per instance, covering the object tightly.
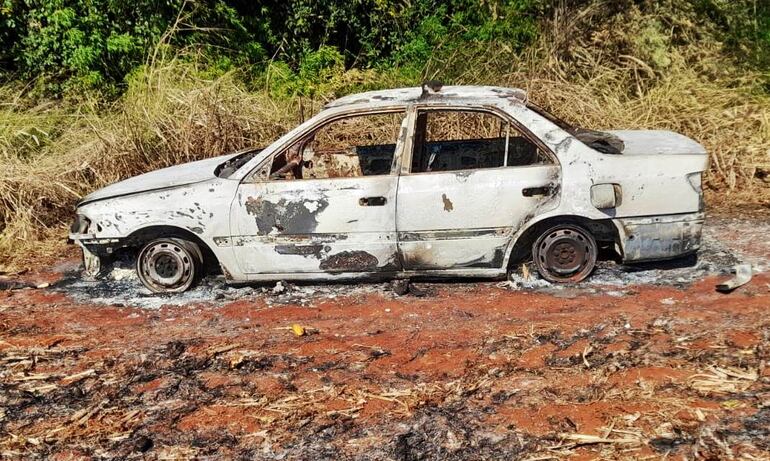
[0,0,255,96]
[515,1,770,198]
[3,0,767,98]
[693,0,770,66]
[0,0,545,97]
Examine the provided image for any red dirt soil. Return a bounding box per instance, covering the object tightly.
[1,265,769,459]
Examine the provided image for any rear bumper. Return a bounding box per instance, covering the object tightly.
[613,212,704,263]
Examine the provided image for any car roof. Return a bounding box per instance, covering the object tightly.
[324,85,527,109]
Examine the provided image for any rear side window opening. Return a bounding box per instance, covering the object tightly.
[410,109,552,174]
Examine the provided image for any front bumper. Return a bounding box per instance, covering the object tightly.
[614,212,704,263]
[68,234,123,255]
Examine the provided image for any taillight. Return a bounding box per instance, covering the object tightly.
[686,173,705,211]
[686,172,702,193]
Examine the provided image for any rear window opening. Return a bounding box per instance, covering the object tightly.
[526,103,624,155]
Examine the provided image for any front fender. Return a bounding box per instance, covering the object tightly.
[71,180,238,241]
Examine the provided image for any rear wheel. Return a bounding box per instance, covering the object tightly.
[532,224,597,283]
[136,238,202,293]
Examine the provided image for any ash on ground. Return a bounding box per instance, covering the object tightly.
[57,216,768,307]
[505,215,767,293]
[58,262,388,310]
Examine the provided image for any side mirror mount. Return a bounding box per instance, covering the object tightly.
[302,144,315,162]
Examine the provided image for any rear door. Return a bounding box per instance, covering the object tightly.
[230,110,407,276]
[395,107,560,271]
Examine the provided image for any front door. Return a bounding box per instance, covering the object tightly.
[396,108,560,271]
[230,110,407,276]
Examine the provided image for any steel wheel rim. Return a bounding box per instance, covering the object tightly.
[535,228,597,282]
[138,241,194,292]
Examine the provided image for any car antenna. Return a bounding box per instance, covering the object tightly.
[420,80,443,98]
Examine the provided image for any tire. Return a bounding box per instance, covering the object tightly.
[531,224,598,283]
[136,238,202,293]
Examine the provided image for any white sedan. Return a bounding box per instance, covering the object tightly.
[69,84,708,292]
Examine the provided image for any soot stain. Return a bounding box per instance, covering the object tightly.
[245,197,329,235]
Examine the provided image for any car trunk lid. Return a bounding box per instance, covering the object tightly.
[604,130,707,156]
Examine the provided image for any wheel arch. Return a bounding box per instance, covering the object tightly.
[506,214,620,268]
[125,225,221,274]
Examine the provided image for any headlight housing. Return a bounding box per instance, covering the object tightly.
[70,214,91,234]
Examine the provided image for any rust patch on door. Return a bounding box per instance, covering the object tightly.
[320,251,379,272]
[441,194,453,212]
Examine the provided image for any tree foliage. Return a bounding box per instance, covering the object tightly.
[0,0,767,97]
[0,0,545,95]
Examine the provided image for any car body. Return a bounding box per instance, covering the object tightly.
[69,85,708,292]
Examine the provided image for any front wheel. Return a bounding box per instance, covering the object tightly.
[136,238,202,293]
[532,224,598,283]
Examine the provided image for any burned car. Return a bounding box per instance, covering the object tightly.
[70,85,708,293]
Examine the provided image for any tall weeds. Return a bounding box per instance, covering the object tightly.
[509,3,770,203]
[0,59,297,268]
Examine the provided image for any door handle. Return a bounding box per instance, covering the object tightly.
[359,196,387,206]
[522,186,554,197]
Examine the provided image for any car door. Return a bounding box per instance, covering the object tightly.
[230,109,407,276]
[396,107,560,271]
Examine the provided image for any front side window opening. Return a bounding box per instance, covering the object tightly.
[268,111,406,180]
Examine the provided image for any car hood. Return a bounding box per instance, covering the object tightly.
[79,153,238,205]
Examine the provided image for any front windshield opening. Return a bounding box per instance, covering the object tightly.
[215,149,260,178]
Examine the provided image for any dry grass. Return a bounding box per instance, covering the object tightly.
[688,365,759,395]
[517,68,770,205]
[423,2,770,204]
[506,3,770,206]
[0,60,298,269]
